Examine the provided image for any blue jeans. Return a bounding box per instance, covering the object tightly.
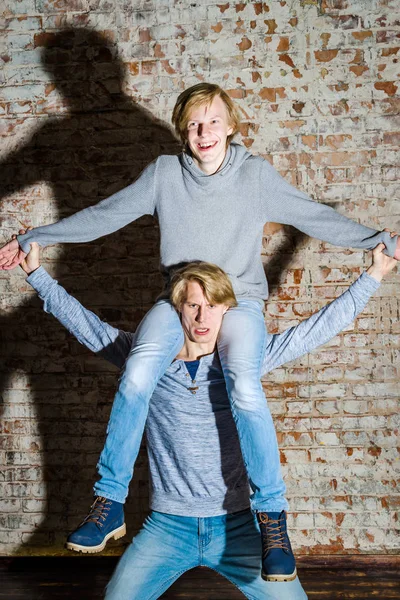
[95,300,184,502]
[95,299,287,512]
[105,510,308,600]
[218,300,287,511]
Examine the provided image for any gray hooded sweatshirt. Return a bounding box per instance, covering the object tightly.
[18,143,397,301]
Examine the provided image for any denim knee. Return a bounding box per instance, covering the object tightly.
[227,374,266,413]
[118,363,156,403]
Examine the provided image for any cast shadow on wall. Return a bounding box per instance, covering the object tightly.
[0,27,181,552]
[0,27,305,557]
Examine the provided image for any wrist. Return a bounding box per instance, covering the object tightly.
[366,264,383,282]
[25,265,41,276]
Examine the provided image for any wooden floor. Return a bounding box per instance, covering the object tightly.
[1,556,399,599]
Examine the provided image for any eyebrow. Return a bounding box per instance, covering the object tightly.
[189,114,221,123]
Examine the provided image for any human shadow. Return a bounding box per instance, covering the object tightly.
[0,27,181,552]
[264,226,308,297]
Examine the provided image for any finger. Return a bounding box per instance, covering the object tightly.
[3,251,22,269]
[0,250,15,261]
[382,228,398,238]
[1,247,16,257]
[19,229,26,235]
[0,254,14,266]
[2,255,14,268]
[4,256,22,270]
[2,261,14,270]
[17,219,29,229]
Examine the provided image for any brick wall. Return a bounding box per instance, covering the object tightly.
[1,0,399,555]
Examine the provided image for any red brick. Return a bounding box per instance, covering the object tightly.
[265,19,278,34]
[237,36,252,51]
[375,81,398,96]
[383,132,400,145]
[352,31,373,41]
[314,49,339,62]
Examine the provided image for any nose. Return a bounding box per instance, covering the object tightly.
[196,307,205,323]
[197,123,209,137]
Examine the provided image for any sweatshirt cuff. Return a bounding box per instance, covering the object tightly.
[351,271,381,300]
[26,266,57,297]
[17,232,33,253]
[379,230,398,257]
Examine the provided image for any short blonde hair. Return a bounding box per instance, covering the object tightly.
[172,83,241,145]
[170,262,237,310]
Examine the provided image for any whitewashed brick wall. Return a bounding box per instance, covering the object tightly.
[1,0,399,555]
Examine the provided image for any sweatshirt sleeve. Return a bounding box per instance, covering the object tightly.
[261,272,380,375]
[17,159,159,253]
[26,266,133,369]
[260,160,398,257]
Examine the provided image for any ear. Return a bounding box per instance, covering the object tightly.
[227,125,234,137]
[222,305,230,315]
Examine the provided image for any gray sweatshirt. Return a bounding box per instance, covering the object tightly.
[18,144,396,301]
[27,266,380,516]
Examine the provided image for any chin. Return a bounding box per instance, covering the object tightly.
[193,334,212,342]
[192,332,214,343]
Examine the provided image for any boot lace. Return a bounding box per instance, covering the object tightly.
[258,513,289,555]
[80,497,111,529]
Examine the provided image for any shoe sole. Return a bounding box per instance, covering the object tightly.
[262,568,297,582]
[65,523,127,554]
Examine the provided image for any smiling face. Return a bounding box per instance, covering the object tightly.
[180,280,229,351]
[185,95,234,175]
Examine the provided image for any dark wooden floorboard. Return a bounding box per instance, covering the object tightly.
[1,557,399,599]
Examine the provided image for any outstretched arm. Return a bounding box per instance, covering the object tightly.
[260,159,400,259]
[21,241,133,368]
[261,243,397,376]
[0,158,159,270]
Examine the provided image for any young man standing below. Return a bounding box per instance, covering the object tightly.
[2,84,399,580]
[19,239,397,597]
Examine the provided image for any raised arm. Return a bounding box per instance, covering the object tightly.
[0,158,159,270]
[260,159,400,259]
[26,265,133,369]
[261,243,397,376]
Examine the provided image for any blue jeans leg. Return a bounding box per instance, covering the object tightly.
[204,510,308,600]
[106,511,308,600]
[94,300,184,503]
[105,512,199,600]
[217,300,288,512]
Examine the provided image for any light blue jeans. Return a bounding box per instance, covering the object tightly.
[105,510,308,600]
[95,299,288,512]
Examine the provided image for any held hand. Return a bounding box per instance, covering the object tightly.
[0,238,27,270]
[15,228,40,275]
[393,236,400,261]
[367,242,398,282]
[383,227,400,261]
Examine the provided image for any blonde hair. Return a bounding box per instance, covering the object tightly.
[172,83,241,145]
[170,262,237,310]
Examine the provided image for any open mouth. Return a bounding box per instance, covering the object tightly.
[197,141,217,151]
[194,328,210,336]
